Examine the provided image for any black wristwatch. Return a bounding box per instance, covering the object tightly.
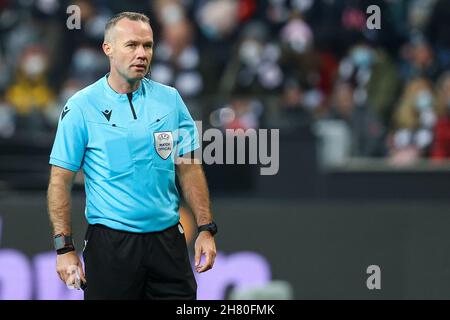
[54,233,75,255]
[198,221,218,236]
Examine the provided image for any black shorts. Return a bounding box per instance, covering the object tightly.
[82,222,197,300]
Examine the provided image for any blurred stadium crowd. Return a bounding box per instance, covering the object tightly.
[1,0,450,167]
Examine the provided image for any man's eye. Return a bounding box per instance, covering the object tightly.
[145,44,153,49]
[127,43,136,47]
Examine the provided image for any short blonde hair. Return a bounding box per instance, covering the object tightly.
[104,12,151,42]
[393,78,435,129]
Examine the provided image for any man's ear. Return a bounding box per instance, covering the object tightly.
[103,42,112,57]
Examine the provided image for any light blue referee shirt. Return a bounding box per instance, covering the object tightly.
[49,75,200,233]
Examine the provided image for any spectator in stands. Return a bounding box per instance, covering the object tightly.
[5,45,55,134]
[399,34,441,82]
[430,72,450,161]
[69,46,109,87]
[278,78,314,130]
[338,40,400,125]
[220,20,284,95]
[278,12,317,97]
[195,0,240,42]
[278,12,336,114]
[0,0,448,167]
[212,95,263,131]
[193,0,243,91]
[326,81,385,157]
[406,0,436,32]
[151,16,204,98]
[388,77,436,165]
[2,3,41,73]
[228,95,263,130]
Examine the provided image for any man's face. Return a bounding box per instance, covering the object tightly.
[104,18,154,82]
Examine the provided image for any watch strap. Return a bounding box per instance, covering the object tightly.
[54,234,75,254]
[197,222,218,236]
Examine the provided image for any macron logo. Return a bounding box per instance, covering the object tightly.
[102,109,112,121]
[61,106,70,120]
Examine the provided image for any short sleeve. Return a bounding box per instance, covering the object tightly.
[175,90,200,157]
[49,103,87,171]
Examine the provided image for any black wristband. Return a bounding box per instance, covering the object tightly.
[56,245,75,255]
[198,221,218,236]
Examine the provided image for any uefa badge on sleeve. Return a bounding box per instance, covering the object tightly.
[154,131,173,159]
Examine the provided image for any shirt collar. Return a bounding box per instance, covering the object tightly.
[102,73,144,101]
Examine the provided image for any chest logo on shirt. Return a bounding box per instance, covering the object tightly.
[102,109,112,121]
[154,131,173,160]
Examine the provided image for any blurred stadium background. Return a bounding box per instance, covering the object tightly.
[1,0,450,300]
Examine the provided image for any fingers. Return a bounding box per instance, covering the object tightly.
[196,254,210,273]
[65,273,77,288]
[78,264,86,284]
[57,267,74,286]
[65,265,80,289]
[194,236,217,273]
[195,249,217,273]
[195,246,201,269]
[210,251,216,269]
[57,271,65,282]
[56,267,68,283]
[56,253,87,289]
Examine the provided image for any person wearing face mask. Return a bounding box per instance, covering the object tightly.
[5,45,56,133]
[339,41,401,125]
[388,78,436,166]
[6,46,54,112]
[350,45,375,69]
[431,72,450,160]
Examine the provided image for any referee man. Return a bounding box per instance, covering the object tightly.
[47,12,217,299]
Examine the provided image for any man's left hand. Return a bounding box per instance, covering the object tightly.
[194,231,216,273]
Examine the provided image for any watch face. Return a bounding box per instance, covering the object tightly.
[54,234,73,250]
[54,235,65,250]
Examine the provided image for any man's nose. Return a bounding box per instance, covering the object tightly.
[136,45,147,59]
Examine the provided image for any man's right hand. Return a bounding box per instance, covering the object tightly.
[56,251,86,287]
